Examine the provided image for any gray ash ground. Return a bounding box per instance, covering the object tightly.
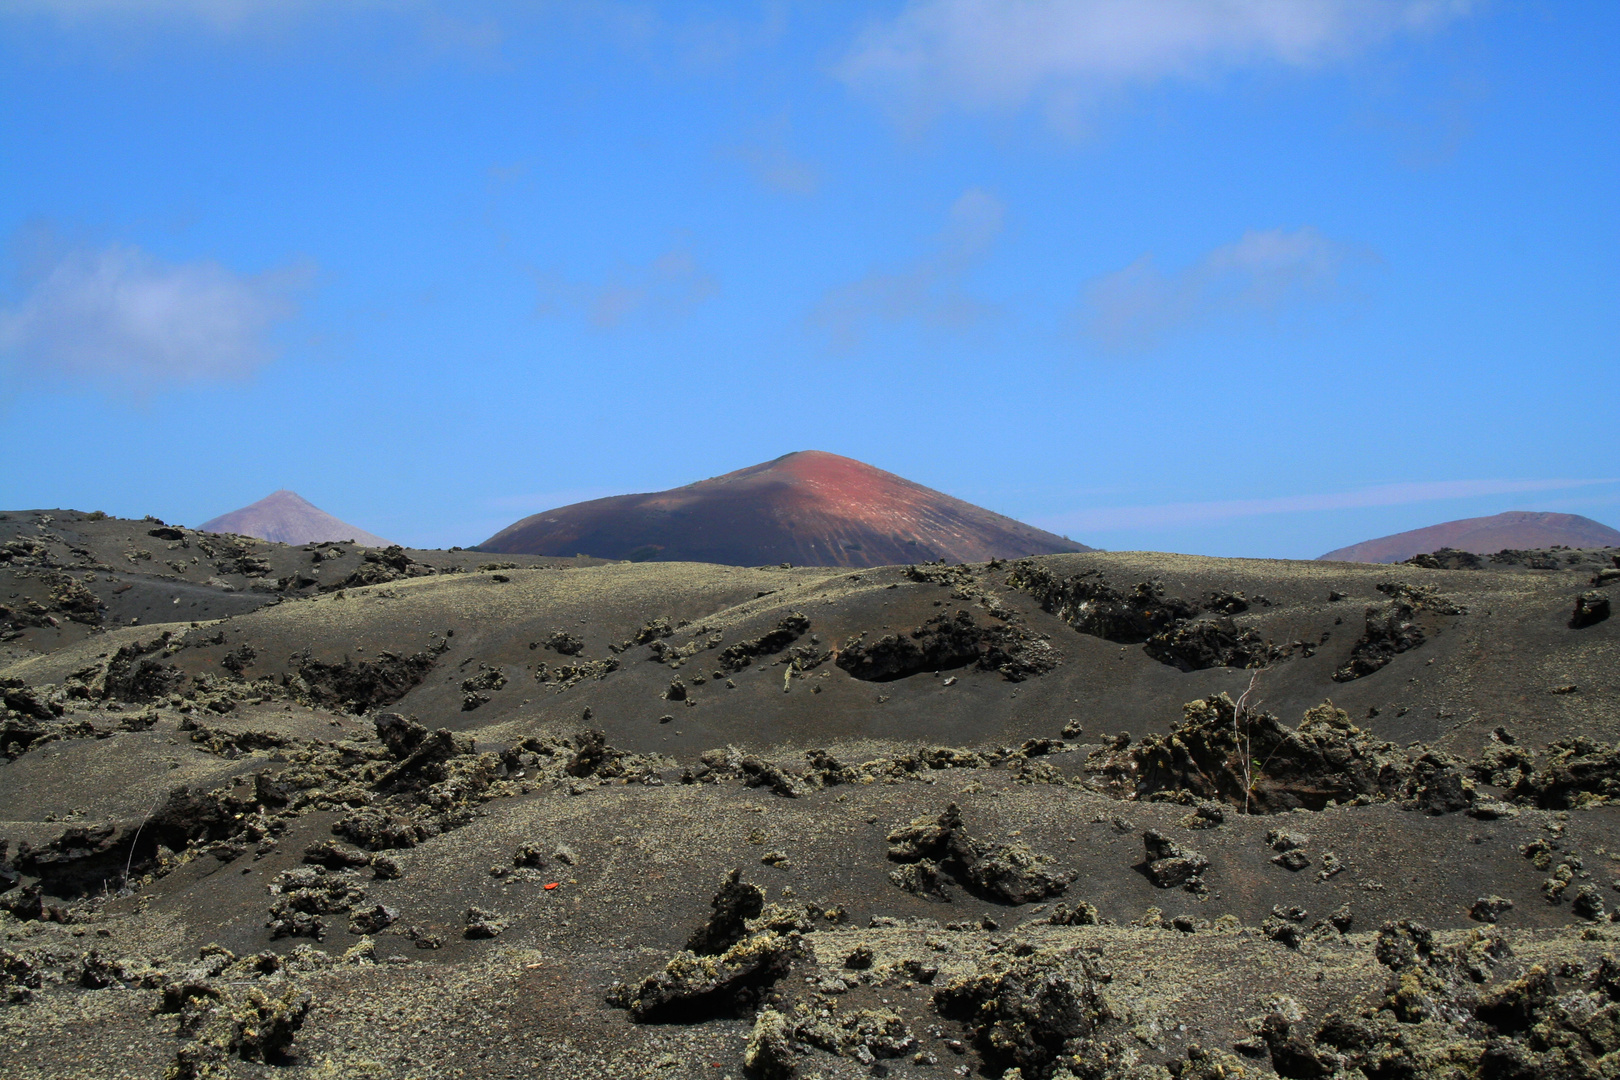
[1,508,1618,1078]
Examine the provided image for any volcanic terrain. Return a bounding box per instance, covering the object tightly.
[478,451,1091,567]
[1320,510,1620,564]
[200,491,393,549]
[1,506,1618,1080]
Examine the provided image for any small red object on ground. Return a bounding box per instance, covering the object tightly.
[543,882,559,890]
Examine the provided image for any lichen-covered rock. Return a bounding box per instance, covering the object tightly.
[286,647,436,714]
[464,907,506,938]
[347,904,397,935]
[301,840,371,870]
[1,947,43,1003]
[543,630,584,656]
[738,755,799,798]
[836,610,1057,682]
[266,866,367,940]
[373,727,474,793]
[1570,590,1611,629]
[1006,564,1196,644]
[717,614,810,672]
[963,842,1076,904]
[1088,696,1475,814]
[331,808,428,851]
[1144,616,1280,672]
[686,868,765,955]
[1260,905,1309,949]
[1332,603,1421,682]
[746,1005,917,1075]
[165,982,311,1079]
[565,728,625,778]
[1167,1043,1260,1079]
[933,951,1105,1079]
[1143,830,1210,889]
[889,859,951,902]
[1512,737,1620,808]
[322,545,434,591]
[1046,902,1101,926]
[886,803,1073,904]
[744,1007,799,1079]
[610,929,806,1023]
[1403,547,1486,569]
[887,803,972,865]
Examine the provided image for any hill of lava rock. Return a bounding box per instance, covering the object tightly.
[477,450,1091,567]
[1319,510,1620,563]
[198,490,392,548]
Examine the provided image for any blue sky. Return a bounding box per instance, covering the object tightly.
[1,1,1615,557]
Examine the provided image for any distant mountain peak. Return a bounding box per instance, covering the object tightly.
[199,490,392,548]
[1319,510,1620,563]
[478,451,1090,567]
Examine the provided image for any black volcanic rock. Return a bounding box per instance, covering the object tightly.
[477,450,1090,567]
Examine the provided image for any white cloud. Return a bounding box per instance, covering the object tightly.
[811,187,1003,349]
[1039,478,1619,534]
[0,237,311,389]
[1081,226,1356,350]
[840,0,1474,127]
[533,245,717,330]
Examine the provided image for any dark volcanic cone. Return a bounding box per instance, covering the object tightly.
[199,490,392,547]
[1319,510,1620,564]
[477,450,1091,567]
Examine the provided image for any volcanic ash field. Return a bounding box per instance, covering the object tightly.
[2,508,1619,1079]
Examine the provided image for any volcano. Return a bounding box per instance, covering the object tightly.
[477,451,1090,567]
[198,490,392,548]
[1318,510,1620,563]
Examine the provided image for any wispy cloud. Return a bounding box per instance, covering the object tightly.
[727,116,822,197]
[1039,478,1620,535]
[4,0,323,32]
[811,187,1003,350]
[1081,227,1360,350]
[533,245,717,330]
[840,0,1475,130]
[0,231,311,389]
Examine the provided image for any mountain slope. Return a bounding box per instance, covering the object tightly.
[478,450,1091,567]
[1319,510,1620,563]
[198,490,392,548]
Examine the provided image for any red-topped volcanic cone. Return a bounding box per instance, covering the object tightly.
[1319,510,1620,563]
[478,451,1091,567]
